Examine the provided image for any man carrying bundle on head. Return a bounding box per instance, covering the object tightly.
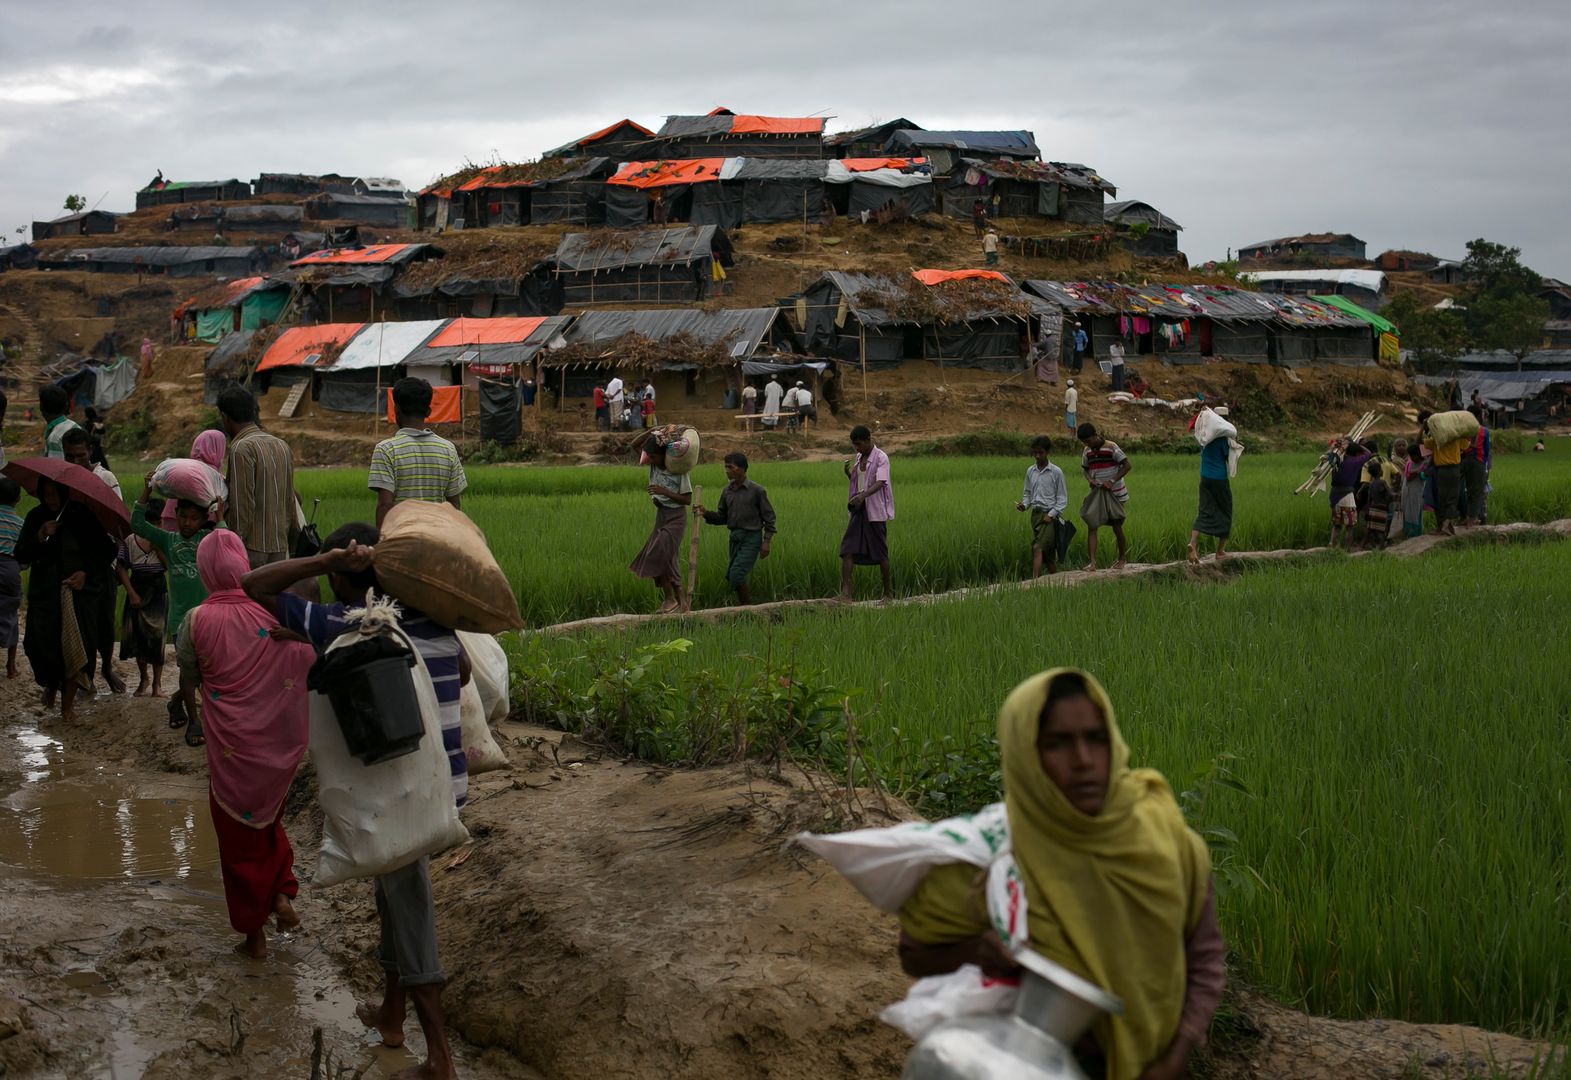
[368,377,467,528]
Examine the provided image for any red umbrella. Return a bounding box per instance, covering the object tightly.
[2,457,132,539]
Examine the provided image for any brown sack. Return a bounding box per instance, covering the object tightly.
[376,501,522,633]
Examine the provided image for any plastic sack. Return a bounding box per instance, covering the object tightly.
[308,596,468,886]
[376,500,522,633]
[151,457,227,509]
[1192,407,1237,448]
[880,964,1020,1041]
[1227,437,1245,479]
[1427,409,1480,447]
[459,678,508,774]
[457,630,510,724]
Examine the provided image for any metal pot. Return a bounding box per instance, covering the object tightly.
[900,951,1123,1080]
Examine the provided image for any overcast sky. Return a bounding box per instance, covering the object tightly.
[2,0,1566,274]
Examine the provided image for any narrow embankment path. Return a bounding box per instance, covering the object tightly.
[539,517,1571,635]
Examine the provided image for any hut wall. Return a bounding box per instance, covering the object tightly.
[925,320,1025,372]
[1315,327,1376,365]
[1271,328,1316,367]
[557,262,711,305]
[741,179,823,225]
[847,180,933,219]
[690,183,746,229]
[530,182,607,226]
[1210,322,1270,363]
[1060,186,1104,225]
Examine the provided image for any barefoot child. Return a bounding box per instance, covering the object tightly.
[0,477,22,678]
[1016,435,1068,578]
[1077,423,1131,571]
[117,498,170,697]
[1363,459,1392,549]
[698,452,776,606]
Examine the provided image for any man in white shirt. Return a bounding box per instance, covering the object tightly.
[1064,380,1079,434]
[781,383,800,430]
[761,376,783,429]
[793,381,817,426]
[605,374,626,430]
[1108,341,1126,392]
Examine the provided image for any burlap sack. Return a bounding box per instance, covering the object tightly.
[376,501,522,633]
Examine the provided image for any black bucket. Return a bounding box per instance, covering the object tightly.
[308,639,425,765]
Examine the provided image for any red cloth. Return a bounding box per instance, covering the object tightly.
[210,790,298,934]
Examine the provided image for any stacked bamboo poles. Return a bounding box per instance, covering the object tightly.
[1295,411,1380,494]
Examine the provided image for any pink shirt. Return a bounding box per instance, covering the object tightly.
[848,446,894,522]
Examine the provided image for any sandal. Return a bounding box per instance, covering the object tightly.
[184,718,205,748]
[167,698,188,729]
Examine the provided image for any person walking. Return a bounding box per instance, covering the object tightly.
[160,430,228,532]
[698,452,776,606]
[629,429,693,614]
[1188,419,1232,564]
[972,199,987,238]
[116,500,169,697]
[1325,437,1372,548]
[139,335,155,381]
[793,381,818,426]
[174,529,314,960]
[368,378,466,528]
[838,426,894,601]
[592,384,608,431]
[1016,435,1068,578]
[1077,422,1131,571]
[61,428,126,693]
[0,476,23,679]
[1064,380,1078,434]
[897,669,1224,1080]
[216,387,298,568]
[605,372,626,431]
[1071,323,1089,374]
[983,228,999,267]
[1419,413,1465,536]
[761,375,784,429]
[1460,407,1491,526]
[1400,440,1427,538]
[1108,339,1126,392]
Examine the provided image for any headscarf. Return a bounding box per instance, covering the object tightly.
[186,529,314,828]
[902,669,1210,1079]
[192,429,227,471]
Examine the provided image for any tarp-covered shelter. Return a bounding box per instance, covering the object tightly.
[1023,279,1374,367]
[552,226,733,305]
[543,119,655,163]
[32,210,120,241]
[827,119,923,159]
[176,277,291,342]
[0,244,38,272]
[1239,268,1387,311]
[283,243,440,321]
[1415,368,1571,427]
[252,173,407,198]
[37,245,261,278]
[219,204,304,231]
[418,159,611,229]
[945,158,1114,225]
[800,269,1047,372]
[1238,233,1367,262]
[1452,348,1571,371]
[390,240,560,320]
[315,319,445,412]
[1104,200,1182,258]
[304,193,409,227]
[655,109,826,159]
[135,177,251,209]
[883,130,1039,176]
[202,329,257,403]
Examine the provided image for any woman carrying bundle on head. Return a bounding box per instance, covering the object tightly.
[629,427,693,615]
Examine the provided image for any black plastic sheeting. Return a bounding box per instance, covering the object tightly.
[318,369,384,413]
[925,324,1027,372]
[847,179,933,218]
[1212,324,1271,363]
[478,378,521,445]
[691,183,746,229]
[603,185,657,229]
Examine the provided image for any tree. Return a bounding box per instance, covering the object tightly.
[1458,238,1549,360]
[1385,291,1469,373]
[62,194,86,213]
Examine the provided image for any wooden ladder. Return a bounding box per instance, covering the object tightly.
[278,381,308,418]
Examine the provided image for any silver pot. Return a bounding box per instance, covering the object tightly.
[900,951,1123,1080]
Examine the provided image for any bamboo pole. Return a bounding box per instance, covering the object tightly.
[682,484,702,613]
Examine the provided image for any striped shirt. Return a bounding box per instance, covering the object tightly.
[1081,441,1130,502]
[43,416,80,459]
[277,593,467,809]
[0,505,21,556]
[367,428,466,503]
[225,425,295,555]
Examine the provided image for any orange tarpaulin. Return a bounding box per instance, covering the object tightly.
[838,157,926,172]
[174,275,263,317]
[729,115,824,135]
[608,159,726,188]
[290,244,416,267]
[424,317,546,348]
[255,323,363,372]
[911,269,1009,287]
[388,385,461,424]
[575,118,654,145]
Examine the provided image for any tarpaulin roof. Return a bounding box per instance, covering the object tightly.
[912,268,1009,287]
[957,157,1114,193]
[826,119,923,147]
[553,226,726,272]
[328,320,446,371]
[204,329,257,376]
[887,130,1039,157]
[1415,371,1571,402]
[1023,280,1370,328]
[838,157,926,173]
[1105,200,1182,231]
[140,178,243,192]
[419,315,573,366]
[175,276,278,316]
[545,119,654,156]
[45,246,258,267]
[256,323,363,371]
[608,159,730,188]
[1239,269,1386,293]
[817,270,1049,327]
[1310,294,1397,335]
[561,307,780,359]
[1451,349,1571,369]
[290,243,430,267]
[657,114,824,138]
[1240,232,1364,251]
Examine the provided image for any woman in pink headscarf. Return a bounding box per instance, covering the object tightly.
[175,529,314,959]
[161,429,228,531]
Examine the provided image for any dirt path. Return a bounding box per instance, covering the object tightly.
[541,517,1571,636]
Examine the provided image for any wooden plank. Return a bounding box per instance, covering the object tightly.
[277,381,308,418]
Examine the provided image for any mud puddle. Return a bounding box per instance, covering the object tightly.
[0,700,532,1079]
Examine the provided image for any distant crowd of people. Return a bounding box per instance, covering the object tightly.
[584,372,817,434]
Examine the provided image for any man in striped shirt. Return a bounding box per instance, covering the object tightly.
[368,378,466,528]
[217,387,298,569]
[1077,422,1132,571]
[243,521,465,1080]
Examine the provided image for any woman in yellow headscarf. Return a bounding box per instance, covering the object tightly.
[898,669,1225,1080]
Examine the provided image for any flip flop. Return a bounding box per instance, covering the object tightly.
[166,698,187,729]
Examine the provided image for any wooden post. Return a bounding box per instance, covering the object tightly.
[682,484,702,613]
[859,323,868,411]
